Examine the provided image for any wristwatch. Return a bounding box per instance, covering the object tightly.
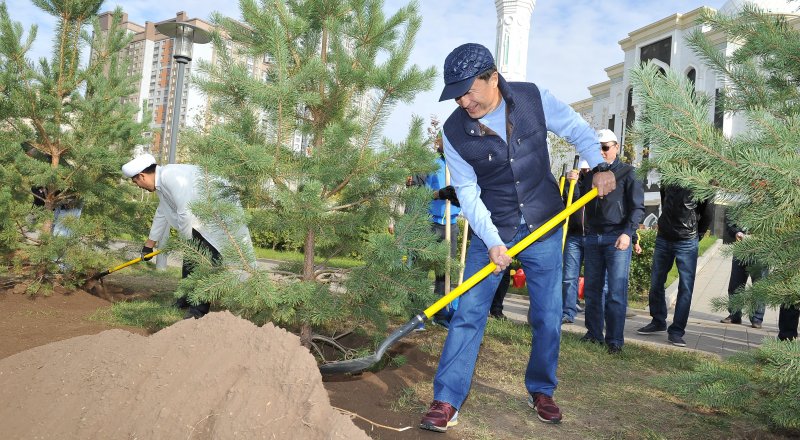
[593,162,611,173]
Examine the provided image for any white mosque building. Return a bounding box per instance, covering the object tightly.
[569,0,799,223]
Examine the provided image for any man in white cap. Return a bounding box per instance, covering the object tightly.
[122,154,254,319]
[420,42,615,432]
[579,129,644,354]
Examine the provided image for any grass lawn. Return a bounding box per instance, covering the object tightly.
[254,247,363,269]
[403,319,777,439]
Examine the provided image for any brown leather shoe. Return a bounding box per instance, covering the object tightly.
[528,392,562,424]
[419,400,459,432]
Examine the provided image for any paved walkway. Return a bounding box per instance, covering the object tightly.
[501,239,780,358]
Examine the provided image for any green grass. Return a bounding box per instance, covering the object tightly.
[90,299,183,332]
[398,318,774,439]
[253,247,363,269]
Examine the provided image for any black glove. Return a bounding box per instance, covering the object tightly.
[437,186,460,207]
[141,246,154,261]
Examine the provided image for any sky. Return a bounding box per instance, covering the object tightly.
[10,0,727,141]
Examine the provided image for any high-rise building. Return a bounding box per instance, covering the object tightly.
[97,11,278,161]
[494,0,536,82]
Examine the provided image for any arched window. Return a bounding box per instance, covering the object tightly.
[686,68,696,87]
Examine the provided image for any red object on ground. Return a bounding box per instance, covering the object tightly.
[512,268,526,288]
[578,276,585,300]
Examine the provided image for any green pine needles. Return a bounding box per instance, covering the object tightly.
[632,4,800,432]
[0,2,150,288]
[183,0,443,347]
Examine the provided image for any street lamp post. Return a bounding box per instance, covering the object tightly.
[153,22,210,270]
[154,21,211,164]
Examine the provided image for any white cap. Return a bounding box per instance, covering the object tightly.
[597,129,618,144]
[122,153,156,178]
[578,159,590,169]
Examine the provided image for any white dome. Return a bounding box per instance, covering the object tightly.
[718,0,799,16]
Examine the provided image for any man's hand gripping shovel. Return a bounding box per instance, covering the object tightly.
[319,189,599,375]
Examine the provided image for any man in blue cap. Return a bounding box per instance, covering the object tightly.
[419,43,616,432]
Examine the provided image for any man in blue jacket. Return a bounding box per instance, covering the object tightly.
[419,43,616,432]
[580,129,644,354]
[408,135,462,325]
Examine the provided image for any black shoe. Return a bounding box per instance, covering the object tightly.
[490,312,508,321]
[637,322,667,335]
[183,310,204,320]
[668,334,687,347]
[751,322,763,329]
[607,344,622,355]
[561,316,574,325]
[580,333,601,344]
[720,315,742,324]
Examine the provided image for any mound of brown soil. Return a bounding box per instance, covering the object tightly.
[0,311,369,439]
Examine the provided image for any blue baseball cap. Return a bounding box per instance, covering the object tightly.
[439,43,496,102]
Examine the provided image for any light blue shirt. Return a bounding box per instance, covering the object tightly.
[443,87,604,250]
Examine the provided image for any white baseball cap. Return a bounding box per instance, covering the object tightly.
[578,159,590,169]
[122,153,156,178]
[597,129,618,144]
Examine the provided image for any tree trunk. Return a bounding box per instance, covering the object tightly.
[300,323,312,348]
[303,228,315,282]
[300,229,316,348]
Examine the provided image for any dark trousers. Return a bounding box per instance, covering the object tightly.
[490,267,511,315]
[726,258,766,324]
[778,305,799,341]
[177,229,221,317]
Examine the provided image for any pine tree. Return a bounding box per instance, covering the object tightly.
[0,2,150,288]
[181,0,441,346]
[631,5,800,431]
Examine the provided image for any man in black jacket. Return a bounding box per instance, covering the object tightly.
[580,129,644,354]
[637,184,713,346]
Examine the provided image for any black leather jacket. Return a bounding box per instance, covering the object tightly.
[581,159,645,237]
[656,185,713,241]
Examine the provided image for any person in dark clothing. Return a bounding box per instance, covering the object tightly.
[561,160,591,324]
[778,306,799,341]
[489,267,511,319]
[719,214,766,328]
[580,129,645,354]
[637,184,713,347]
[419,43,614,432]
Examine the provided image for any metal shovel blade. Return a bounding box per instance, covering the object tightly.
[319,189,598,375]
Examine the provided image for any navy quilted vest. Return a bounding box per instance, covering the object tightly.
[443,76,563,242]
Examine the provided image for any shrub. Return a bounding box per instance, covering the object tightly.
[629,229,657,302]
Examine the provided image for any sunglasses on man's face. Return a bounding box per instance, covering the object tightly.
[601,142,617,152]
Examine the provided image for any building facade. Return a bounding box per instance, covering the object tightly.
[570,0,799,223]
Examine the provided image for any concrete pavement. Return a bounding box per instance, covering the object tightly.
[500,239,779,358]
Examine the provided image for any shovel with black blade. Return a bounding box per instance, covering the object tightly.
[319,188,599,375]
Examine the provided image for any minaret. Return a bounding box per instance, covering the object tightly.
[495,0,536,82]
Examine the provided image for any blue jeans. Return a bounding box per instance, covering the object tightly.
[433,227,563,409]
[562,234,583,321]
[648,236,698,337]
[583,233,633,346]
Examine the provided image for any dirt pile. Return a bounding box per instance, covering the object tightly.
[0,311,369,439]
